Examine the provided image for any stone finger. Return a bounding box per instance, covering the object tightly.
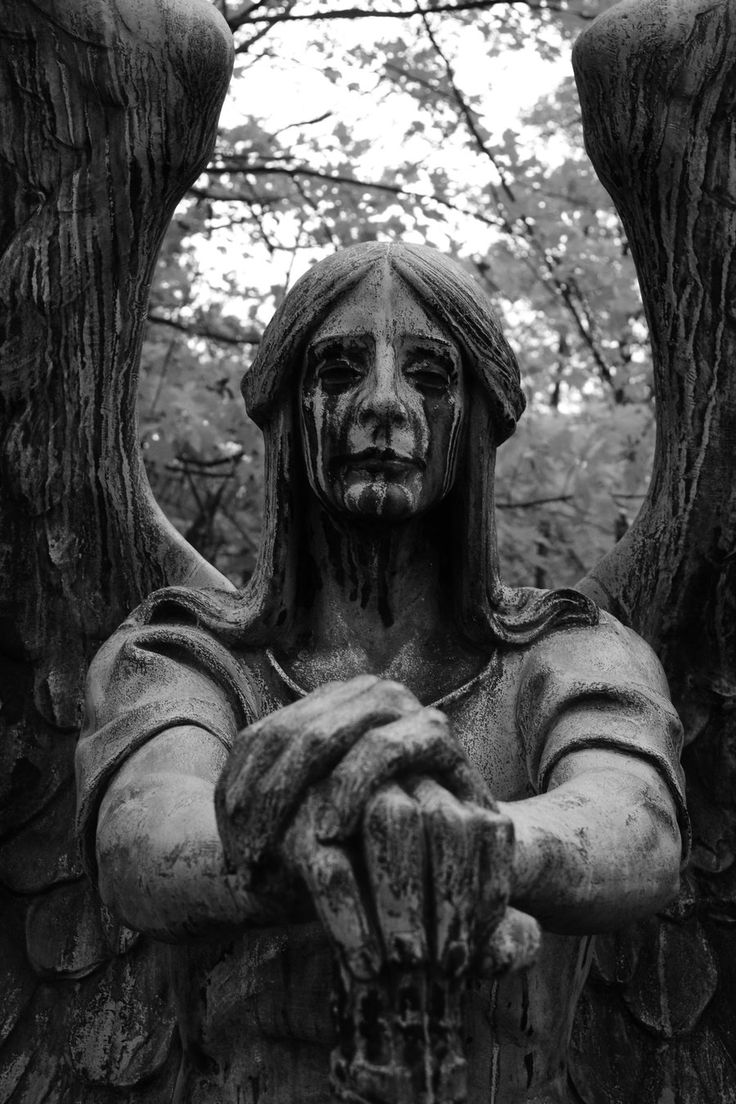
[284,797,382,981]
[474,807,515,945]
[217,677,420,874]
[255,677,421,834]
[477,907,541,978]
[223,675,385,798]
[316,708,481,842]
[363,783,427,966]
[409,777,478,977]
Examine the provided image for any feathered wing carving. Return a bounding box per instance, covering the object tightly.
[572,1,736,1099]
[0,2,233,1099]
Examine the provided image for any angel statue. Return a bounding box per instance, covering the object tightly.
[75,238,687,1104]
[0,2,734,1104]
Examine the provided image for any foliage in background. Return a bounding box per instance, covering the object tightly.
[139,0,653,589]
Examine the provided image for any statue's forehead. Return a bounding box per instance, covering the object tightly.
[309,262,453,346]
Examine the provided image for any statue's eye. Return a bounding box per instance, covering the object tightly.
[317,358,362,389]
[406,360,452,394]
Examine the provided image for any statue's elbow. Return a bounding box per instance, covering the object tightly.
[645,805,684,915]
[95,807,149,932]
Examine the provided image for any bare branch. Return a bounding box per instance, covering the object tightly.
[243,2,555,27]
[167,450,245,470]
[147,311,261,346]
[232,0,297,48]
[272,111,334,137]
[420,13,620,394]
[199,162,503,228]
[495,494,575,509]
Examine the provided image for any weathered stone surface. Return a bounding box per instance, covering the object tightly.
[0,714,74,838]
[0,988,64,1104]
[569,987,666,1104]
[25,879,136,979]
[0,898,37,1045]
[589,927,643,989]
[0,782,82,893]
[67,943,176,1088]
[622,918,717,1039]
[0,0,233,1100]
[572,0,736,1094]
[672,1025,736,1104]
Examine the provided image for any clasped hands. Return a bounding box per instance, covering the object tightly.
[215,675,539,981]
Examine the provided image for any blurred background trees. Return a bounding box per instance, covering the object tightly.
[138,0,649,589]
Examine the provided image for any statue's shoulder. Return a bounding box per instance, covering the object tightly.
[514,591,672,702]
[85,584,267,734]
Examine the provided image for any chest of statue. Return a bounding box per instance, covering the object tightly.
[245,646,536,804]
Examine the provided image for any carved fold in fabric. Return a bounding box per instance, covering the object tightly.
[516,613,690,862]
[75,617,261,881]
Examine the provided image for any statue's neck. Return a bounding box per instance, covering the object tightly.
[311,500,443,621]
[278,501,481,695]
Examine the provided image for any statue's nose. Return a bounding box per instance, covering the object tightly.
[358,344,409,425]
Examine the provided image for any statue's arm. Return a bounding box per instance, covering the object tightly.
[94,726,275,940]
[76,619,284,940]
[86,665,437,942]
[500,747,682,934]
[502,615,687,934]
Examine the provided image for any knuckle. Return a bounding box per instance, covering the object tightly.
[423,706,449,729]
[359,726,388,754]
[351,673,380,688]
[424,799,457,832]
[372,678,416,707]
[311,848,352,896]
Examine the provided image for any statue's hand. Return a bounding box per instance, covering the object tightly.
[283,770,538,980]
[215,675,422,888]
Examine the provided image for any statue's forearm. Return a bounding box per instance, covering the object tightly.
[94,726,283,940]
[96,772,279,940]
[499,750,682,933]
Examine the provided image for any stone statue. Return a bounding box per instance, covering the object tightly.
[76,242,687,1103]
[4,0,736,1101]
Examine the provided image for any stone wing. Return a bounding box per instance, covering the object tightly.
[0,2,232,1098]
[572,2,736,1099]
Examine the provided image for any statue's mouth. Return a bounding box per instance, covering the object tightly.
[337,448,425,474]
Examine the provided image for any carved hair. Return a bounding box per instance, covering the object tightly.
[149,243,597,646]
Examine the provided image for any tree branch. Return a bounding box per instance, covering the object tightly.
[419,12,621,396]
[495,494,574,509]
[147,311,261,346]
[243,1,554,26]
[200,162,504,228]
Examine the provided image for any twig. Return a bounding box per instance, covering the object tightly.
[244,2,553,26]
[197,165,504,229]
[148,311,261,346]
[495,494,574,509]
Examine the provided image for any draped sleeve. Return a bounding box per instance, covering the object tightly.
[515,610,690,859]
[75,602,260,884]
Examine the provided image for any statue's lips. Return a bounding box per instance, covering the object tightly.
[336,450,425,474]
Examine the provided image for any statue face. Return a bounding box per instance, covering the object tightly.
[300,264,466,522]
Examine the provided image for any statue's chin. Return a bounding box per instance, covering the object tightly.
[340,478,419,522]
